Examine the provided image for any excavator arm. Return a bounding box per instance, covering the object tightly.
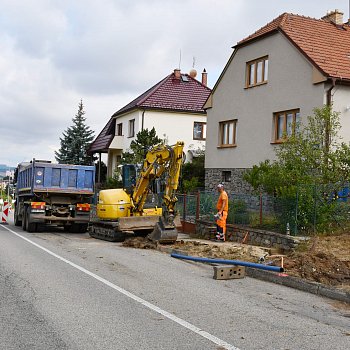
[89,141,185,244]
[130,141,184,215]
[130,141,185,242]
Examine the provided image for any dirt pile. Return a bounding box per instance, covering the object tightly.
[283,234,350,290]
[122,236,158,250]
[284,252,350,287]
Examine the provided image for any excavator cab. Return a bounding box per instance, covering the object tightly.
[122,164,162,209]
[122,164,137,193]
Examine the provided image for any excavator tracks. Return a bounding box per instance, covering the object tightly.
[88,222,126,242]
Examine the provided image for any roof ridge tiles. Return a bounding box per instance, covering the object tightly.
[237,12,335,47]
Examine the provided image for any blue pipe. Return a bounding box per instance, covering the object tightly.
[171,253,284,273]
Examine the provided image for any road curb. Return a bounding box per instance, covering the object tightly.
[245,267,350,304]
[161,247,350,304]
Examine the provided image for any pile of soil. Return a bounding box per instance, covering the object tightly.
[284,252,350,288]
[283,234,350,290]
[122,236,158,249]
[122,233,350,291]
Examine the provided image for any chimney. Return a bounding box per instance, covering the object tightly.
[174,68,181,79]
[201,68,207,86]
[322,9,344,25]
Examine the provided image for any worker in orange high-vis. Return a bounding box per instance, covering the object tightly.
[215,184,228,241]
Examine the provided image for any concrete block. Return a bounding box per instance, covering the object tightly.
[213,265,245,280]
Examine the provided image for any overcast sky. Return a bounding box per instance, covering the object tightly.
[0,0,348,167]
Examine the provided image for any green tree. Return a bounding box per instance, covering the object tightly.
[244,105,350,233]
[121,127,162,164]
[181,148,205,192]
[55,100,95,165]
[244,105,350,192]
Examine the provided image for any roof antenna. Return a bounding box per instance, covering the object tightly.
[179,49,182,69]
[189,57,198,78]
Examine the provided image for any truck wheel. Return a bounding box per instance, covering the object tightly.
[25,208,37,233]
[14,208,22,226]
[21,207,27,231]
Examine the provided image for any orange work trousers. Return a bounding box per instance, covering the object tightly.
[216,211,228,239]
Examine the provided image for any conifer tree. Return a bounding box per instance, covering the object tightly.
[55,100,95,165]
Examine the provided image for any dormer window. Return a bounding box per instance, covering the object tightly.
[246,56,268,88]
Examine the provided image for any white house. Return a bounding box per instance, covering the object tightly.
[204,9,350,193]
[89,69,211,178]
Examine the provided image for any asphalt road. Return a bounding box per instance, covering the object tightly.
[0,217,349,350]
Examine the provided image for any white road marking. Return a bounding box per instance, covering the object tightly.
[1,225,240,350]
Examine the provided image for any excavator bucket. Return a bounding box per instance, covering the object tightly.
[147,216,178,243]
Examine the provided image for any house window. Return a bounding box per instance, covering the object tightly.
[128,119,135,137]
[218,119,237,147]
[222,171,231,182]
[273,109,300,142]
[117,123,123,136]
[246,56,268,87]
[193,122,206,140]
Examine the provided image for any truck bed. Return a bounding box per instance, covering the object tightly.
[16,161,95,196]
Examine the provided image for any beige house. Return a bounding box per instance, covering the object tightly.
[89,69,211,178]
[204,10,350,193]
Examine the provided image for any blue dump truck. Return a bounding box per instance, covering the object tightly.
[14,159,95,233]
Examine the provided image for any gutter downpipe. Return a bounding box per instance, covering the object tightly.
[326,77,336,106]
[325,78,337,154]
[171,253,284,272]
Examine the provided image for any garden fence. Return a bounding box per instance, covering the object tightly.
[177,184,350,235]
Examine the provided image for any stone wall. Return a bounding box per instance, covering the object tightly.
[195,219,304,252]
[205,168,275,212]
[205,168,254,193]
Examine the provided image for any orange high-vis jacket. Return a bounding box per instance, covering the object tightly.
[217,191,228,212]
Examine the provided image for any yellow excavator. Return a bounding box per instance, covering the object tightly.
[89,141,184,243]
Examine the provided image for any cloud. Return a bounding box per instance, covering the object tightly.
[0,0,347,166]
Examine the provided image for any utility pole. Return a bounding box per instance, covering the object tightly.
[7,177,10,200]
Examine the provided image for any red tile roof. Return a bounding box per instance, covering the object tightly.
[236,13,350,81]
[88,117,114,154]
[114,72,211,116]
[88,72,211,153]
